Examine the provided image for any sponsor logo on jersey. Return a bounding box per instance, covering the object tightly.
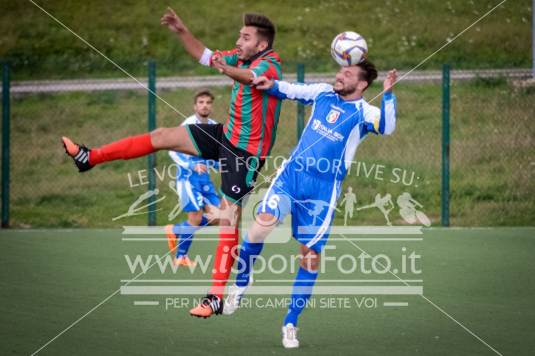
[311,119,344,142]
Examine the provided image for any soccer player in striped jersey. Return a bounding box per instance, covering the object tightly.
[165,90,220,267]
[62,8,282,317]
[223,62,398,348]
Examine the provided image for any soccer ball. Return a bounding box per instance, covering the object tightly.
[330,31,368,66]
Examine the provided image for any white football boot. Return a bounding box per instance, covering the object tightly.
[282,323,300,348]
[222,278,251,315]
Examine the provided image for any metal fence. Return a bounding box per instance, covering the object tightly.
[449,70,535,226]
[1,61,533,228]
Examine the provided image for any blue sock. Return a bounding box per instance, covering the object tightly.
[284,267,318,327]
[174,217,208,257]
[235,235,264,287]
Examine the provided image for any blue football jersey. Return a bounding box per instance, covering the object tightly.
[266,80,396,181]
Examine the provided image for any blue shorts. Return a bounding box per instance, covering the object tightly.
[176,178,220,212]
[257,163,342,253]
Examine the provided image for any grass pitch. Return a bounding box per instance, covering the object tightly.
[1,227,534,355]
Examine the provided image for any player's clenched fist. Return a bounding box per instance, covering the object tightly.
[210,51,227,73]
[160,7,187,34]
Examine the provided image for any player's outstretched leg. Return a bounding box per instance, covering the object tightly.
[62,127,198,172]
[62,133,155,172]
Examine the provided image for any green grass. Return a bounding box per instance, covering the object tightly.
[5,79,534,227]
[0,0,532,79]
[1,228,535,355]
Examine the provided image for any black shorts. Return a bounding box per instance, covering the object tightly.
[185,123,265,205]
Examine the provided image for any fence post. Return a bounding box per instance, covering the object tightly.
[441,64,450,227]
[2,62,10,228]
[296,63,305,140]
[147,60,157,226]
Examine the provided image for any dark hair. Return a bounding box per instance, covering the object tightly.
[243,13,276,48]
[194,89,214,103]
[356,60,378,89]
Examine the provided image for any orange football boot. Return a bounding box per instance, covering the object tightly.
[175,255,197,267]
[189,294,222,318]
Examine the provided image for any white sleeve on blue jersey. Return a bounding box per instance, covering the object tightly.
[169,150,196,170]
[363,92,396,135]
[266,80,333,105]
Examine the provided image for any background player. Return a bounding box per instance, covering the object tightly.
[62,8,282,317]
[165,90,220,267]
[223,62,397,348]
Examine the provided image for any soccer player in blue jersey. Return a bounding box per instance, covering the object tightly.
[222,62,398,348]
[165,90,221,267]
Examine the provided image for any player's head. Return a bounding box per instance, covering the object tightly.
[193,89,214,119]
[236,13,275,61]
[333,60,378,96]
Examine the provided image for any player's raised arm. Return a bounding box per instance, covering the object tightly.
[252,76,275,90]
[253,77,332,105]
[380,69,397,135]
[161,7,206,61]
[211,53,257,84]
[363,69,397,136]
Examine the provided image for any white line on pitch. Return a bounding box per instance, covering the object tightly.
[133,301,160,306]
[121,286,423,295]
[121,237,423,242]
[120,279,424,283]
[383,302,409,307]
[121,226,424,235]
[330,238,423,241]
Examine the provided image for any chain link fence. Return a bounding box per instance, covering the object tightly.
[450,76,535,225]
[347,68,535,227]
[1,64,534,227]
[1,63,304,228]
[10,87,148,227]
